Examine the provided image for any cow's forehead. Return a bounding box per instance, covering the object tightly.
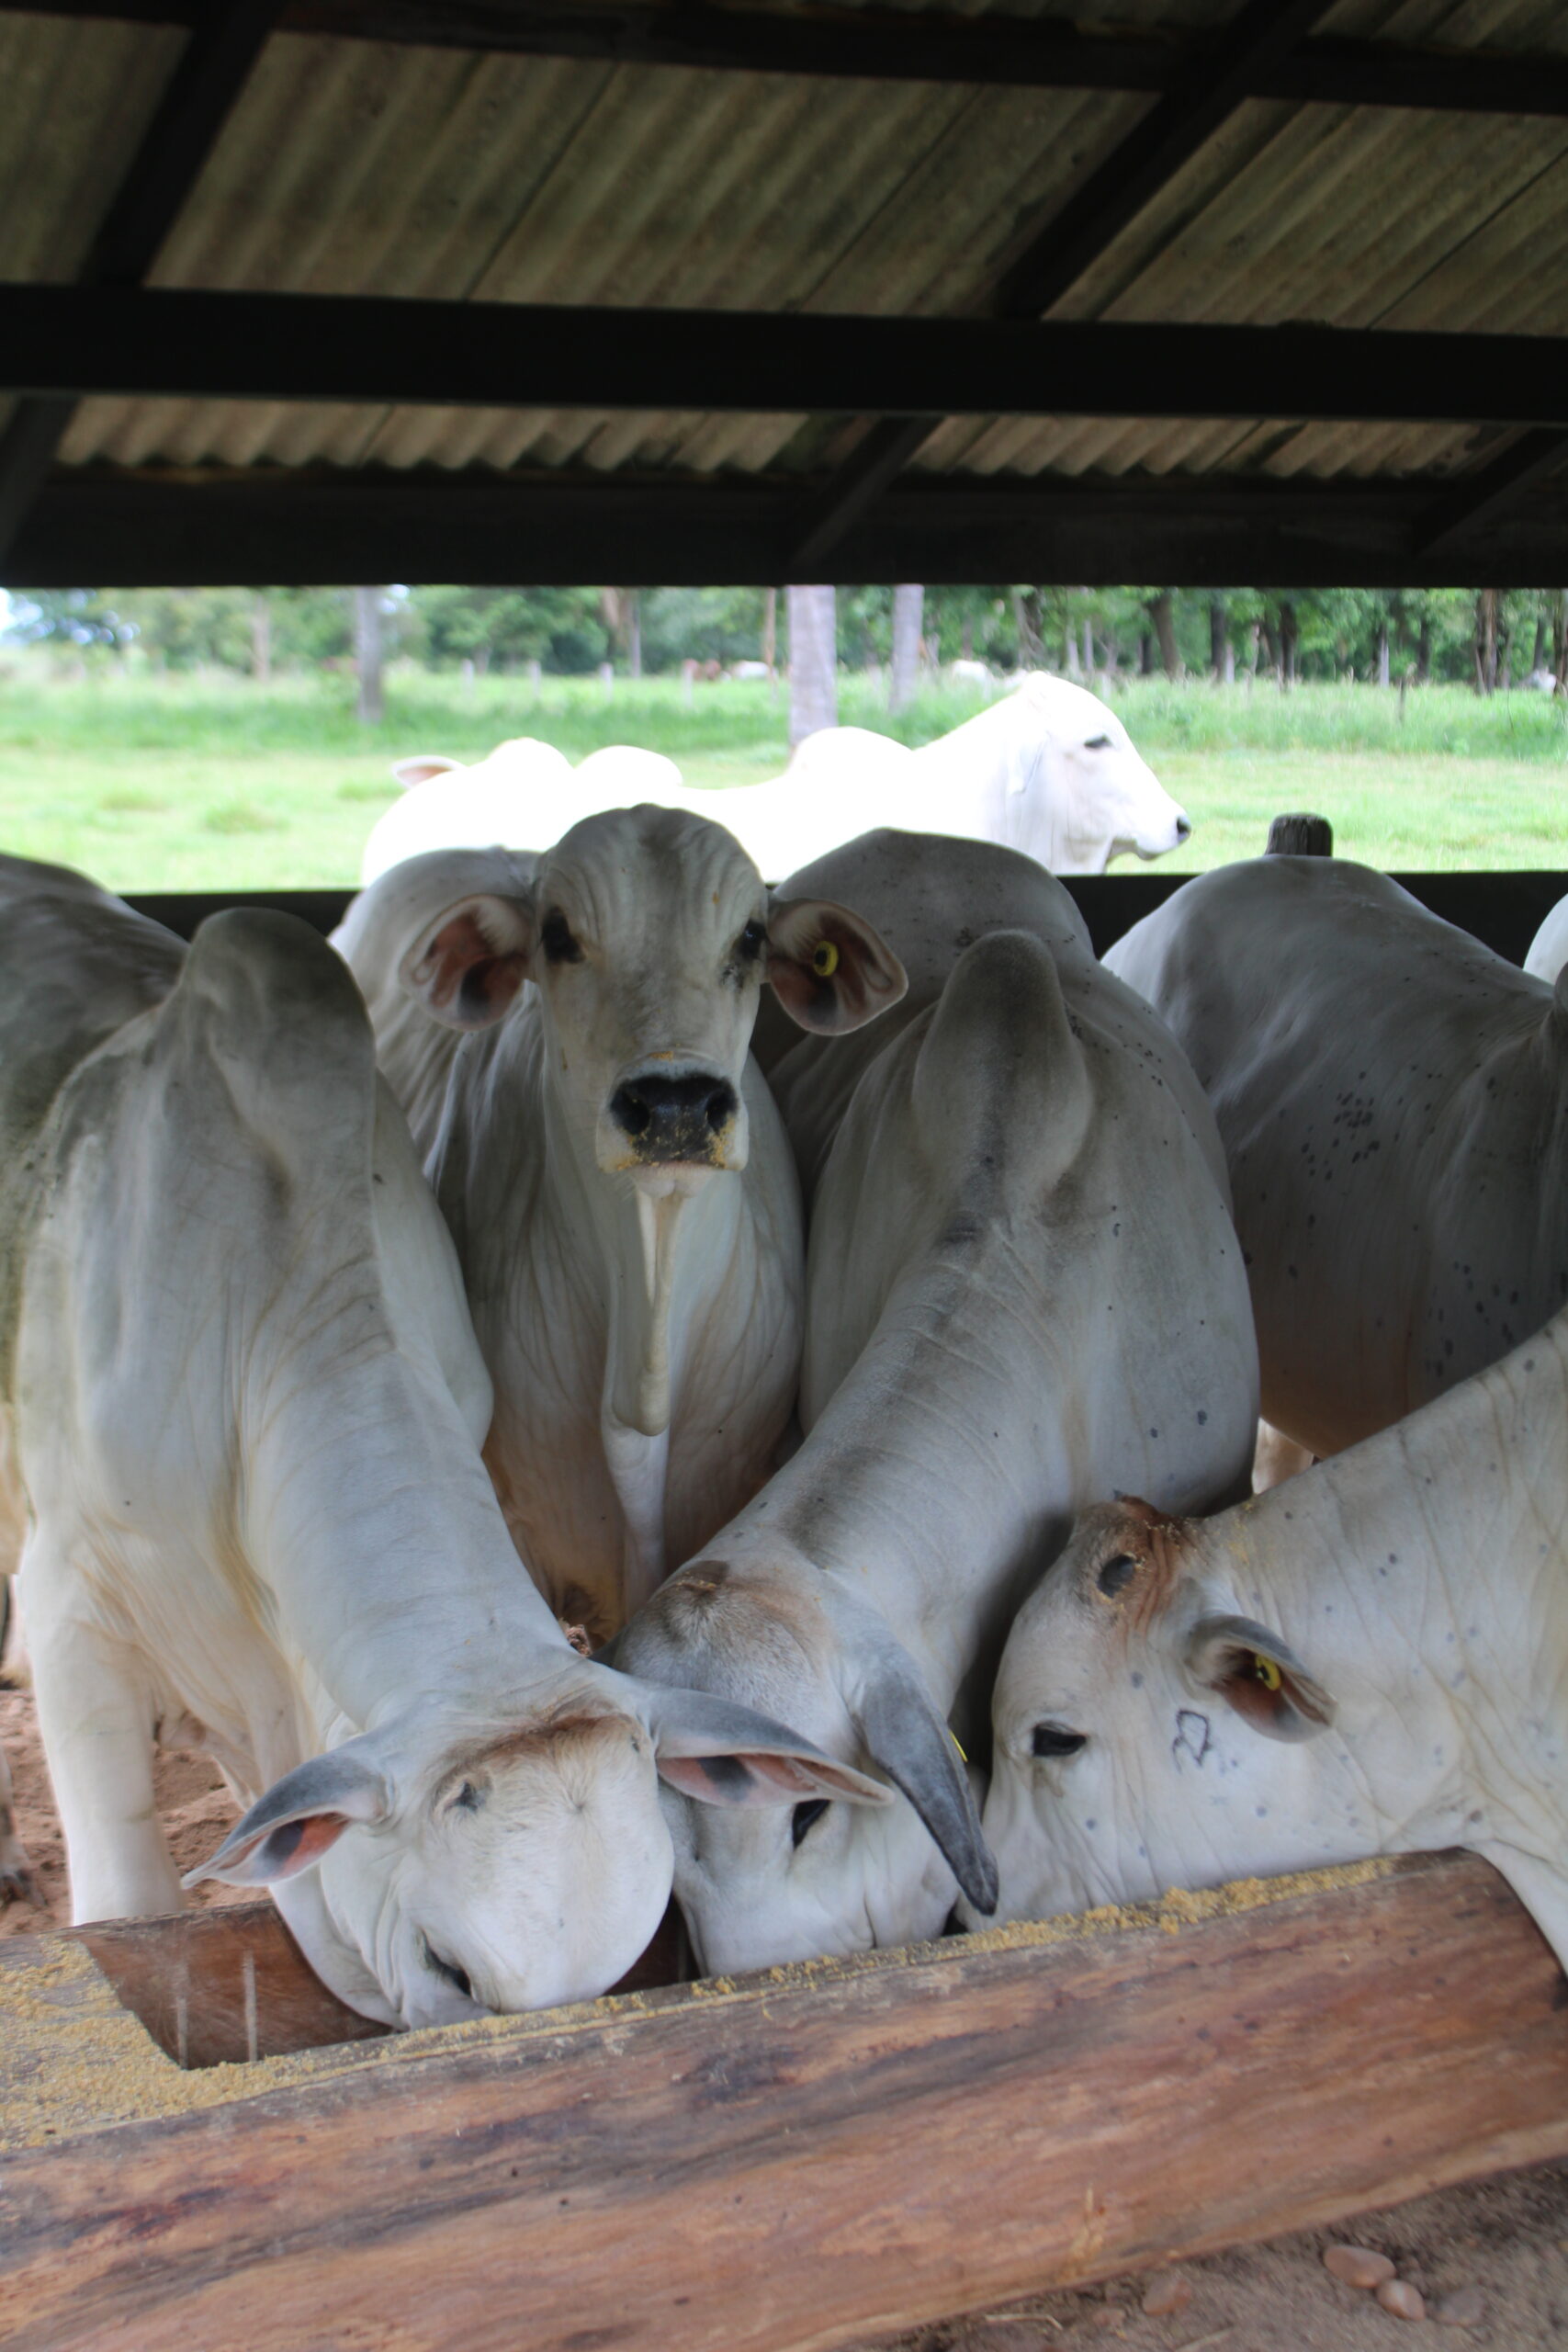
[539,806,763,934]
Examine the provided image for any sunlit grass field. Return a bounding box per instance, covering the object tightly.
[1,659,1564,891]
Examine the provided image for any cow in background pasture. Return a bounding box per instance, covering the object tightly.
[357,675,1187,886]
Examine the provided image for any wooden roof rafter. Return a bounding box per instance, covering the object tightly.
[792,0,1339,570]
[0,0,281,563]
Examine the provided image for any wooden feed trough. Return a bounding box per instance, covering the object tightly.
[2,1849,1566,2352]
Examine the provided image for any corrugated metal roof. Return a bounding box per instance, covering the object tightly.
[6,0,1567,514]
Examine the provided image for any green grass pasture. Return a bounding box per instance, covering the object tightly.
[1,662,1564,891]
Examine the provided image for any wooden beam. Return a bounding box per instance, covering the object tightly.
[120,876,1568,972]
[12,6,1568,119]
[3,1853,1567,2351]
[1416,428,1568,558]
[6,286,1568,428]
[0,1,279,567]
[992,0,1337,320]
[13,463,1568,591]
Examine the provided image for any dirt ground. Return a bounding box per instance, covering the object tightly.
[0,1680,245,1931]
[5,1684,1566,2347]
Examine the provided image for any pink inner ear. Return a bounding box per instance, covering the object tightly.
[418,909,525,1018]
[656,1751,828,1808]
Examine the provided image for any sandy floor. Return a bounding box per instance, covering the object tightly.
[1,1679,245,1931]
[5,1683,1566,2345]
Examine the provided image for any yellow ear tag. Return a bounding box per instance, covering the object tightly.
[812,939,840,978]
[951,1731,968,1764]
[1254,1653,1283,1692]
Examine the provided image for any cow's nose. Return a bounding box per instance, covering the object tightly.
[609,1070,739,1161]
[1175,814,1192,842]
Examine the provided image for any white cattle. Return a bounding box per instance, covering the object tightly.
[1107,855,1568,1459]
[982,1304,1568,1965]
[361,738,576,883]
[336,808,906,1643]
[614,831,1258,1972]
[0,856,863,2023]
[1524,889,1568,987]
[360,677,1185,888]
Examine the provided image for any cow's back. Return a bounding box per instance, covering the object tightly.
[0,859,185,1392]
[1107,856,1568,1451]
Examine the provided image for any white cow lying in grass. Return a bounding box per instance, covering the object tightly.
[1108,854,1568,1459]
[615,831,1258,1972]
[360,674,1187,887]
[0,856,861,2023]
[752,675,1191,880]
[336,807,906,1643]
[982,1304,1568,1968]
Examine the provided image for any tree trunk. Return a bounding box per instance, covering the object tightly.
[1209,597,1227,680]
[1475,590,1498,695]
[627,592,642,680]
[1552,593,1567,699]
[1280,602,1298,691]
[1376,618,1390,688]
[1532,607,1548,674]
[1064,615,1081,678]
[1081,617,1094,679]
[1416,616,1431,684]
[354,587,383,726]
[1147,592,1179,679]
[960,615,975,661]
[1139,631,1154,677]
[761,587,777,679]
[1012,589,1045,669]
[1260,616,1280,678]
[251,595,272,687]
[890,584,923,713]
[787,584,838,745]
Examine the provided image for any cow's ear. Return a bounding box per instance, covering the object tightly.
[766,898,907,1035]
[644,1688,890,1809]
[856,1637,998,1917]
[1185,1612,1337,1743]
[183,1747,391,1888]
[398,891,535,1030]
[391,753,463,791]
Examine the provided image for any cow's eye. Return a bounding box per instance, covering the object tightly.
[422,1937,474,1999]
[791,1798,829,1848]
[1084,734,1111,750]
[736,920,767,962]
[1096,1554,1138,1600]
[540,909,582,965]
[1032,1724,1088,1759]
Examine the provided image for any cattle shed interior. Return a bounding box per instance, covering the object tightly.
[4,0,1568,594]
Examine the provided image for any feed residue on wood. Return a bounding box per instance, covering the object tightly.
[1,1852,1401,2153]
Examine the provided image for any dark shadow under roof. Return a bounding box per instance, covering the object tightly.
[4,0,1568,585]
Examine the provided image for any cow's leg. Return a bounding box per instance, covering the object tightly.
[25,1563,181,1922]
[0,1581,40,1904]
